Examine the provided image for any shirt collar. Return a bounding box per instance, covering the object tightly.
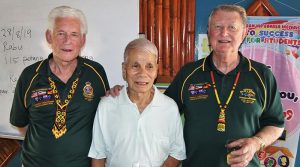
[36,53,85,77]
[200,51,252,73]
[119,85,163,107]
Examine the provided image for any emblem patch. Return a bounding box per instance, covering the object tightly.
[83,82,94,101]
[278,155,289,167]
[31,88,54,107]
[188,83,211,100]
[239,88,256,104]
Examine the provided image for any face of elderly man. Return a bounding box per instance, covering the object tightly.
[122,49,158,94]
[46,17,86,63]
[208,10,247,55]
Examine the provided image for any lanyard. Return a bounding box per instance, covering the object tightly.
[210,71,240,132]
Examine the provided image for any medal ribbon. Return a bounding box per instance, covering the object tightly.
[48,77,79,139]
[210,71,240,132]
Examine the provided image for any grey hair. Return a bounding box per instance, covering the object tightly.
[123,38,158,63]
[208,4,247,26]
[48,6,88,35]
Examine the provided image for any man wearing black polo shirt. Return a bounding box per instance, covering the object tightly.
[10,6,109,167]
[165,4,284,167]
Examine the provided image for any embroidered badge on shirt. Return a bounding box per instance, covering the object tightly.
[239,88,256,104]
[188,83,211,100]
[31,88,54,107]
[83,81,94,101]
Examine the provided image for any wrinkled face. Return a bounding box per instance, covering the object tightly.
[46,17,85,62]
[122,49,158,94]
[208,10,247,55]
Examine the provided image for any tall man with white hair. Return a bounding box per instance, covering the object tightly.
[10,6,109,167]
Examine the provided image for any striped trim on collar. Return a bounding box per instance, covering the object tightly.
[200,52,252,72]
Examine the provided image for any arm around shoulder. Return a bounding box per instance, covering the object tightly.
[16,125,28,136]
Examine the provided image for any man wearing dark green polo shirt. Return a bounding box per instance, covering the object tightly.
[10,6,109,167]
[164,4,284,167]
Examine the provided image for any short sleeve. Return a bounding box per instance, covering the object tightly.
[88,101,107,159]
[10,70,29,127]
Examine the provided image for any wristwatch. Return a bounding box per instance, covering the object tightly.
[253,136,266,151]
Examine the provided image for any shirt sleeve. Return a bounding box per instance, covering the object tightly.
[259,67,285,128]
[88,101,107,159]
[168,101,186,160]
[10,70,29,127]
[98,64,110,92]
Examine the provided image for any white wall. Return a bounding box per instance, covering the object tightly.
[0,0,139,139]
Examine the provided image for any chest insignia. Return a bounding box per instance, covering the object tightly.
[188,83,211,100]
[83,81,94,101]
[31,88,54,107]
[239,88,256,104]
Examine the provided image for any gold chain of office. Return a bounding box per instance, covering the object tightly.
[48,76,79,139]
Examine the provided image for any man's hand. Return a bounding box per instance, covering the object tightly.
[227,125,283,167]
[16,125,28,137]
[105,85,123,97]
[226,137,259,167]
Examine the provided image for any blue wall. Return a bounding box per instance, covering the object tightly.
[195,0,300,166]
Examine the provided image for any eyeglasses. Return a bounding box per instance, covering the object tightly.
[55,31,82,40]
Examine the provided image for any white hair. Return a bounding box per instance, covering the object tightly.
[47,6,88,35]
[208,4,247,27]
[123,38,158,63]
